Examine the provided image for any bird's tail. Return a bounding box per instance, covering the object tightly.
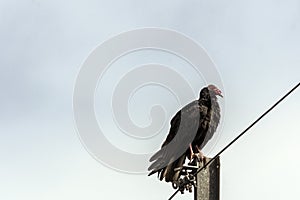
[148,153,186,182]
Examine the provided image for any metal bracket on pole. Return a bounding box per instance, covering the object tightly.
[171,157,220,200]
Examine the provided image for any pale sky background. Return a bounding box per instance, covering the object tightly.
[1,0,300,200]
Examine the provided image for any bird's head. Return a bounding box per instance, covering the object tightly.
[199,84,223,103]
[207,84,223,98]
[200,84,223,101]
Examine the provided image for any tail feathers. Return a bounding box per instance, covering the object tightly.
[149,147,166,162]
[147,170,157,177]
[148,157,165,171]
[148,154,186,182]
[164,154,185,182]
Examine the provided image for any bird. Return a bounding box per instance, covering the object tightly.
[148,84,222,182]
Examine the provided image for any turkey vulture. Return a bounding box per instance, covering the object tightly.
[148,85,222,182]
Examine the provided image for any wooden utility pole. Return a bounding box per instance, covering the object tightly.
[194,157,220,200]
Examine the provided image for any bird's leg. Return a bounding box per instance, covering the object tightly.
[189,144,194,161]
[195,145,207,165]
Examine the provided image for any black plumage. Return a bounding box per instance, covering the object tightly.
[148,85,222,182]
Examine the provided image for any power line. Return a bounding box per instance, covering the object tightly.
[168,82,300,200]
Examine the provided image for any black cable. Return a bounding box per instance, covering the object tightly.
[168,82,300,200]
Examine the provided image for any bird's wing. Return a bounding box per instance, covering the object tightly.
[148,100,208,172]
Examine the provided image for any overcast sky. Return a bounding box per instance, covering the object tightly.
[1,0,300,200]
